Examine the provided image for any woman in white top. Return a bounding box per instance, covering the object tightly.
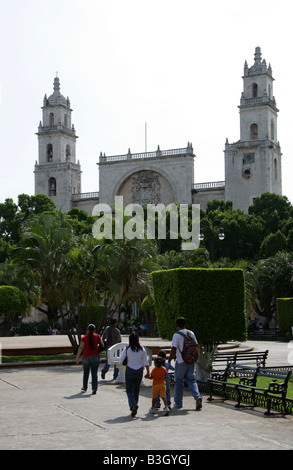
[119,332,150,417]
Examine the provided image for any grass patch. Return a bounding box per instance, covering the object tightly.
[1,353,76,363]
[228,375,293,399]
[1,351,106,363]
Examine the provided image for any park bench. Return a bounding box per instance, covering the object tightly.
[213,349,268,368]
[234,368,292,415]
[248,328,285,340]
[208,364,260,403]
[208,363,292,415]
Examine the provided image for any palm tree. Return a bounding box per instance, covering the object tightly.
[94,235,159,322]
[14,212,75,321]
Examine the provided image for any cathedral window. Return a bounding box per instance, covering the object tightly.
[252,83,258,98]
[66,145,71,161]
[274,158,278,180]
[49,113,54,126]
[47,144,53,162]
[48,177,56,196]
[250,123,258,140]
[64,114,68,127]
[271,119,275,140]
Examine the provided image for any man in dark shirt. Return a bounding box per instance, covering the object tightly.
[101,318,122,380]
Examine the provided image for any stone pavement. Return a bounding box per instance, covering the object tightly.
[1,337,293,452]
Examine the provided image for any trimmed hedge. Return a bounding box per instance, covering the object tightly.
[0,285,29,315]
[276,298,293,335]
[152,268,246,343]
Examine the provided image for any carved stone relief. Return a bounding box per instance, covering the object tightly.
[131,171,161,204]
[117,170,174,206]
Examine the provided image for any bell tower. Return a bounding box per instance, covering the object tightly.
[34,76,81,212]
[224,47,282,211]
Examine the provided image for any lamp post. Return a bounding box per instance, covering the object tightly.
[198,219,225,263]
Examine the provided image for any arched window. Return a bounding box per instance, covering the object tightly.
[250,123,258,140]
[48,177,56,196]
[49,113,54,126]
[274,158,278,180]
[47,143,53,162]
[243,168,251,179]
[66,145,71,161]
[271,119,275,140]
[252,83,258,98]
[64,114,68,127]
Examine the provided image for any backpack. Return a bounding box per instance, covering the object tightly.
[177,330,198,364]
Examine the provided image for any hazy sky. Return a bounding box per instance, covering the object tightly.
[1,0,293,207]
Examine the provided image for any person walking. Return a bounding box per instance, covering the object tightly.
[119,331,150,417]
[76,324,104,395]
[154,350,174,410]
[101,318,122,380]
[168,316,202,410]
[147,357,170,416]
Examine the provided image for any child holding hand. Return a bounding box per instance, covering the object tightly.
[155,350,173,409]
[146,356,170,416]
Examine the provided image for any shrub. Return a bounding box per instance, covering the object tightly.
[151,268,246,343]
[0,285,29,335]
[276,298,293,335]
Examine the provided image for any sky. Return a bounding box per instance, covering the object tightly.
[1,0,293,207]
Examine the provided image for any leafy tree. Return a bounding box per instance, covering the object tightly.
[200,205,264,261]
[18,193,56,216]
[248,193,293,236]
[14,212,75,322]
[156,248,210,269]
[60,235,106,341]
[249,252,293,325]
[260,230,287,258]
[66,207,97,236]
[0,285,29,335]
[94,235,159,320]
[0,194,56,243]
[0,198,19,242]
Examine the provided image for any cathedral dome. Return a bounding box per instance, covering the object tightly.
[47,76,69,107]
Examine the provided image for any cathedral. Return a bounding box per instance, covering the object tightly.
[34,47,282,214]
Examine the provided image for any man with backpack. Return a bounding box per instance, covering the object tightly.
[168,316,202,411]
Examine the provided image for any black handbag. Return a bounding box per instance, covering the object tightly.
[98,336,105,353]
[122,347,128,365]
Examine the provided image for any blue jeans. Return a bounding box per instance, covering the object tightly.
[82,355,101,391]
[125,366,143,410]
[102,347,119,379]
[174,362,201,407]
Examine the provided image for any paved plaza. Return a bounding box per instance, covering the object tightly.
[1,337,293,452]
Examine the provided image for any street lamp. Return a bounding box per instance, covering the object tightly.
[198,219,225,263]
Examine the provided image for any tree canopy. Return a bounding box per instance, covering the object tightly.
[1,191,293,338]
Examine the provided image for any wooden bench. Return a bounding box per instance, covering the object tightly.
[208,364,260,403]
[234,368,292,415]
[213,349,268,368]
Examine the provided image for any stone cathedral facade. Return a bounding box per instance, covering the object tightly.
[34,47,282,214]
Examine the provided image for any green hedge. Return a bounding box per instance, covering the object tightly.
[0,285,29,315]
[276,298,293,334]
[151,268,246,343]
